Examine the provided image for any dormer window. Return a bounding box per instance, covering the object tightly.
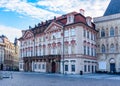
[86,16,92,26]
[67,14,74,24]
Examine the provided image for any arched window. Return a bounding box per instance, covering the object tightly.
[101,44,105,53]
[101,29,105,37]
[110,44,114,53]
[110,27,114,36]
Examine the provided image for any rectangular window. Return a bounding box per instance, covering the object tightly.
[71,29,75,36]
[57,32,61,38]
[57,46,61,54]
[34,64,37,69]
[71,45,75,54]
[43,48,45,55]
[65,45,68,54]
[84,46,86,55]
[91,48,93,56]
[65,30,69,37]
[87,47,89,55]
[91,33,93,40]
[38,64,41,69]
[71,65,75,72]
[42,64,45,69]
[88,65,90,72]
[84,65,86,72]
[87,31,89,39]
[84,30,86,37]
[65,65,68,71]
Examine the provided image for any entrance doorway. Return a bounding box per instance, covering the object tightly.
[110,63,115,73]
[51,61,56,73]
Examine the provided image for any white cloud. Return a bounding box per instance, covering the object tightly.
[0,25,22,43]
[37,0,110,17]
[0,0,110,20]
[0,0,60,20]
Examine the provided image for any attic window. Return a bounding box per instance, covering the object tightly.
[67,15,74,24]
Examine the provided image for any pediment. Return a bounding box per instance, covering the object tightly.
[45,22,63,32]
[23,31,33,39]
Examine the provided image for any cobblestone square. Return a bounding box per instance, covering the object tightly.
[0,72,120,86]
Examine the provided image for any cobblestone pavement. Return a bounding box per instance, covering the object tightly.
[0,71,120,86]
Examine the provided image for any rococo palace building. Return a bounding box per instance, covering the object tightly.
[19,9,97,74]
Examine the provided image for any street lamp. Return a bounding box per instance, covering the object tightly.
[62,26,65,74]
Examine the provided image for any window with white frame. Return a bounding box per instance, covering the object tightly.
[84,30,86,37]
[71,29,75,36]
[65,45,68,54]
[87,46,89,55]
[71,45,75,54]
[71,64,75,72]
[57,46,61,54]
[65,30,69,37]
[65,65,68,71]
[110,44,114,53]
[101,44,105,53]
[57,32,61,38]
[84,46,86,55]
[110,27,114,36]
[87,31,89,39]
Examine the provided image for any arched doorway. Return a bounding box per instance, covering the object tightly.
[109,58,116,73]
[51,61,56,73]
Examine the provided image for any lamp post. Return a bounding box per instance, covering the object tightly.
[62,26,65,74]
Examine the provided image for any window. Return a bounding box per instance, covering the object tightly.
[71,29,75,36]
[87,31,89,39]
[52,47,56,54]
[52,33,56,39]
[88,65,90,72]
[84,46,86,55]
[65,30,69,37]
[91,48,93,56]
[110,44,114,53]
[43,47,45,55]
[71,45,75,54]
[65,65,68,71]
[87,47,89,55]
[39,45,41,56]
[65,45,68,54]
[84,65,86,72]
[101,44,105,53]
[101,29,105,37]
[20,64,23,69]
[42,64,45,69]
[110,27,114,36]
[84,30,86,37]
[57,32,61,38]
[57,46,61,54]
[34,64,37,69]
[38,64,41,69]
[91,33,93,40]
[71,65,75,72]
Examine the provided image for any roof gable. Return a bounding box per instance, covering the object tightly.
[23,30,34,39]
[45,22,63,32]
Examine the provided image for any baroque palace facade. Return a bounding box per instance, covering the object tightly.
[94,0,120,73]
[19,9,97,74]
[0,35,19,70]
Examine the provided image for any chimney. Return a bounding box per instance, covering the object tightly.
[80,9,85,15]
[86,16,92,26]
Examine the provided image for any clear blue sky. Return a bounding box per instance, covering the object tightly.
[0,0,110,42]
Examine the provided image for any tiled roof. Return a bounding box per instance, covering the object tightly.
[104,0,120,16]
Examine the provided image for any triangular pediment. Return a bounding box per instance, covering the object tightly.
[45,22,63,32]
[23,30,34,39]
